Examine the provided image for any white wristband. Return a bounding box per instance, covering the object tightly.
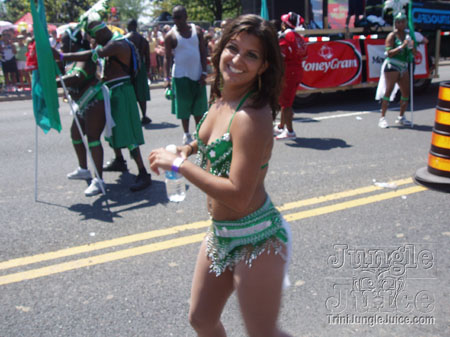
[171,157,186,173]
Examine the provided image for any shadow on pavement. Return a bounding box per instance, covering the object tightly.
[143,121,178,131]
[286,137,352,150]
[293,83,441,114]
[68,173,168,222]
[392,123,433,132]
[293,117,320,123]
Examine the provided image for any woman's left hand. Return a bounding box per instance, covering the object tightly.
[148,148,178,175]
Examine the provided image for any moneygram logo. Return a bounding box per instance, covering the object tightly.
[415,50,423,65]
[325,244,437,318]
[318,44,334,60]
[300,40,362,89]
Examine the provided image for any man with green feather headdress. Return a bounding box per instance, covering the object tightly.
[56,1,152,196]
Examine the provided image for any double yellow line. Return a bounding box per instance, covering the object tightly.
[0,178,426,286]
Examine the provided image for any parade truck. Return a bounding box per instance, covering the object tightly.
[241,0,450,106]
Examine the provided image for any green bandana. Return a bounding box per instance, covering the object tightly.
[86,22,107,37]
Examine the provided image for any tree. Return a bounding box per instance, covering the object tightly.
[58,0,98,22]
[110,0,146,22]
[3,0,96,23]
[3,0,29,22]
[150,0,241,23]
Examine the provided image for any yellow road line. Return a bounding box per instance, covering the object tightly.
[277,177,413,211]
[0,178,416,272]
[285,185,426,222]
[0,220,211,271]
[0,185,426,286]
[0,233,205,286]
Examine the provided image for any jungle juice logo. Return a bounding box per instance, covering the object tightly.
[325,244,437,318]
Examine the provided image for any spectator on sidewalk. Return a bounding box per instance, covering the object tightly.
[14,35,31,91]
[0,32,18,92]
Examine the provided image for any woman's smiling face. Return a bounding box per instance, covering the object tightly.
[219,31,268,89]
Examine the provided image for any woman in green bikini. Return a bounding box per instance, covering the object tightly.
[150,15,292,337]
[378,12,416,129]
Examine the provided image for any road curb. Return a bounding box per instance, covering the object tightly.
[1,62,449,103]
[0,83,167,103]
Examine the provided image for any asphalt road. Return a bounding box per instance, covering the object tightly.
[1,69,449,337]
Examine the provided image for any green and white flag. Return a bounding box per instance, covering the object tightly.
[30,0,61,133]
[408,0,417,47]
[260,0,269,20]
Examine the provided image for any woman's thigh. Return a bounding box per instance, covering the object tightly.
[234,244,288,337]
[85,101,106,140]
[189,238,234,324]
[71,117,85,139]
[398,71,411,97]
[384,71,400,95]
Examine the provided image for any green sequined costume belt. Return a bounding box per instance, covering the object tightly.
[205,197,290,276]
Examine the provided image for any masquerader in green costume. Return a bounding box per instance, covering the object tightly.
[58,18,152,195]
[377,11,417,129]
[150,14,292,336]
[125,19,152,125]
[56,26,102,193]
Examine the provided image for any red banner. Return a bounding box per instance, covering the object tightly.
[299,40,362,90]
[364,39,430,82]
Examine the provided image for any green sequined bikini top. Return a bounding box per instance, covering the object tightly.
[195,91,268,177]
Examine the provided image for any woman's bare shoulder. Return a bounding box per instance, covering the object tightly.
[233,104,273,136]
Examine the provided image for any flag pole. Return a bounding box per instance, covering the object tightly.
[410,60,414,127]
[35,123,38,201]
[408,0,416,128]
[58,75,106,195]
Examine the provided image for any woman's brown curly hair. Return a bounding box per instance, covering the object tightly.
[209,14,284,118]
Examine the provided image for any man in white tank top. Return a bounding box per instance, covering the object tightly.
[164,5,208,145]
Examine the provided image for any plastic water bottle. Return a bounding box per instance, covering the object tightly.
[406,34,413,49]
[165,144,186,202]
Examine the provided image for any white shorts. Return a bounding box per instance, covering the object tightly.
[16,61,26,71]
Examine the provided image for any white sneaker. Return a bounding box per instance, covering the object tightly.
[395,116,412,126]
[67,167,92,180]
[273,125,284,136]
[275,129,296,140]
[84,178,104,197]
[378,117,389,129]
[182,133,193,145]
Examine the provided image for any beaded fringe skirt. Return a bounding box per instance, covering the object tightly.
[205,197,291,284]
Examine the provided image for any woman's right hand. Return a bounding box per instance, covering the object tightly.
[400,39,408,49]
[177,144,193,159]
[148,148,178,175]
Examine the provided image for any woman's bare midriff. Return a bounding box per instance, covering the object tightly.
[207,172,268,221]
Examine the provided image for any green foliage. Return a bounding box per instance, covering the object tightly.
[3,0,29,22]
[150,0,241,23]
[3,0,97,23]
[110,0,145,21]
[2,0,240,25]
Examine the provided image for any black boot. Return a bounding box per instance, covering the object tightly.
[103,158,128,172]
[141,116,152,125]
[130,172,152,192]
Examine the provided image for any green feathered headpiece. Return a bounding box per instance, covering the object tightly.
[79,0,110,35]
[393,12,407,22]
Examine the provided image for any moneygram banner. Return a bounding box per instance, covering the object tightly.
[299,40,362,90]
[364,39,429,82]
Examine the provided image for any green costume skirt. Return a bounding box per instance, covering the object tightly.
[205,197,291,277]
[133,59,150,102]
[104,77,145,149]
